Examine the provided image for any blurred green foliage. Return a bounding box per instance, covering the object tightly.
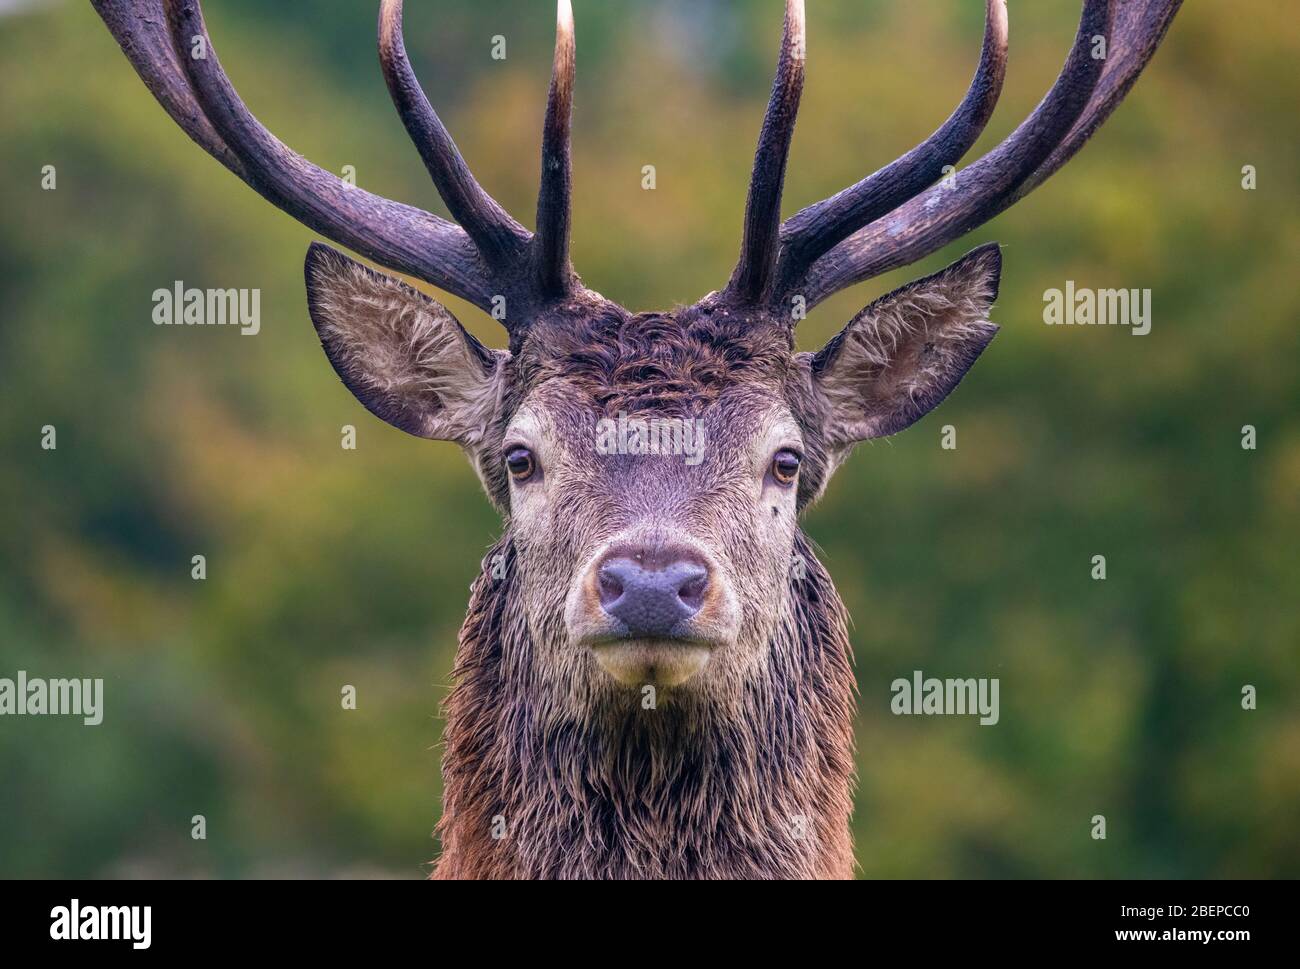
[1,0,1297,878]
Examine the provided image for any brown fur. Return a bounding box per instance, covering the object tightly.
[434,530,856,879]
[304,242,1001,881]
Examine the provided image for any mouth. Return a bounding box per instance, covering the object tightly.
[586,636,714,688]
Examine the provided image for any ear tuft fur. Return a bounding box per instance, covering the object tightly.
[812,243,1001,446]
[304,242,507,445]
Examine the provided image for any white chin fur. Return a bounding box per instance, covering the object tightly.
[590,641,712,688]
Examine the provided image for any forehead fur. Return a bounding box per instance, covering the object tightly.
[514,302,796,417]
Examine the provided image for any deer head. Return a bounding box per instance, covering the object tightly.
[96,0,1181,877]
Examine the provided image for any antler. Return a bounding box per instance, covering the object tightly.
[93,0,583,327]
[378,0,529,270]
[534,0,578,298]
[775,0,1008,299]
[96,0,1180,325]
[727,0,806,303]
[730,0,1182,312]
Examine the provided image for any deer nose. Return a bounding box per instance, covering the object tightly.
[596,548,710,638]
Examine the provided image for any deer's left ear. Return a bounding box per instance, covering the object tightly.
[807,243,1001,451]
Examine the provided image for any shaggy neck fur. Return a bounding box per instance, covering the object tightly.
[433,532,857,880]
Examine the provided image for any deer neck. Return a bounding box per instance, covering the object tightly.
[434,531,856,880]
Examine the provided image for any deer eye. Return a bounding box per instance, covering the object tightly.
[505,446,537,482]
[771,449,801,485]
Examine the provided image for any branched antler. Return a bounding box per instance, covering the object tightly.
[93,0,584,330]
[94,0,1181,328]
[773,0,1008,299]
[378,0,529,269]
[730,0,1182,313]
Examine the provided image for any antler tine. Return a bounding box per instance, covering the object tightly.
[1012,0,1182,201]
[95,0,493,310]
[801,0,1182,309]
[726,0,807,304]
[534,0,578,298]
[773,0,1008,300]
[93,0,246,180]
[378,0,529,268]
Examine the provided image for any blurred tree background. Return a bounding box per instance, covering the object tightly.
[1,0,1297,878]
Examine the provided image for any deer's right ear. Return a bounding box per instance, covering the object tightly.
[304,243,509,448]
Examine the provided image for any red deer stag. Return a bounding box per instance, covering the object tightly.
[94,0,1181,878]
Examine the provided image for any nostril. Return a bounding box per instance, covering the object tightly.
[597,564,626,608]
[674,567,709,614]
